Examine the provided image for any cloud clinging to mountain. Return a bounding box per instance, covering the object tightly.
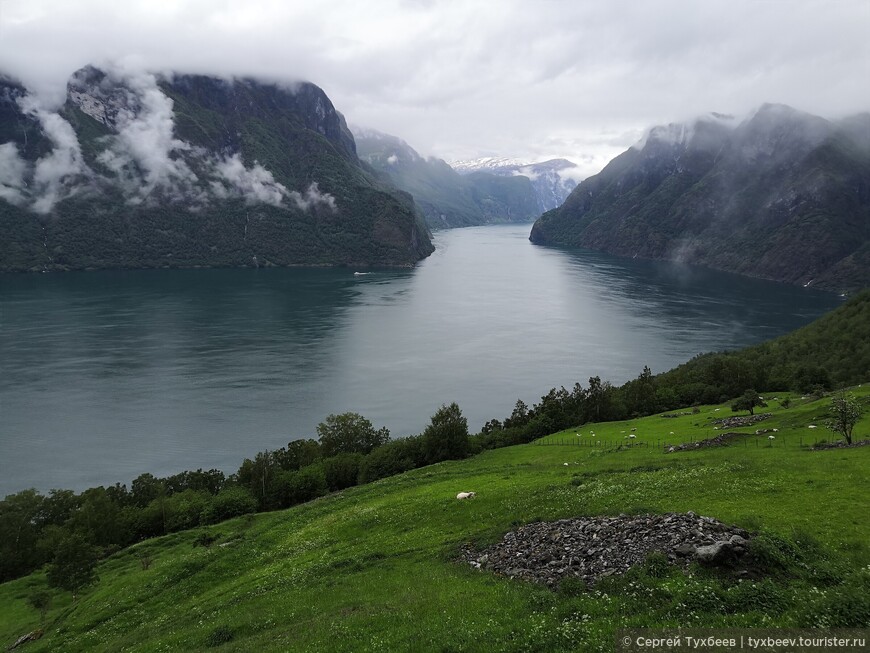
[1,0,868,181]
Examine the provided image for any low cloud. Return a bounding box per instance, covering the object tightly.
[16,94,86,213]
[96,68,196,200]
[556,165,587,184]
[213,154,289,207]
[514,166,541,181]
[212,154,336,212]
[0,142,27,205]
[288,182,337,212]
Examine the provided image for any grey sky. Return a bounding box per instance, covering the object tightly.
[1,0,868,179]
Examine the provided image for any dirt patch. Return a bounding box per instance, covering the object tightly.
[461,512,751,588]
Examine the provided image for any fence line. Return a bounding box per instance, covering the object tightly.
[534,435,835,450]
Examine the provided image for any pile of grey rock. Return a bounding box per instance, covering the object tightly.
[712,413,771,428]
[665,432,744,453]
[462,512,751,588]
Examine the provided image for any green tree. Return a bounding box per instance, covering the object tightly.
[825,392,862,445]
[201,486,257,524]
[165,489,210,531]
[67,486,126,547]
[731,389,767,415]
[28,590,52,623]
[0,489,45,582]
[269,466,328,507]
[503,399,529,429]
[47,534,98,599]
[316,413,390,457]
[628,365,659,416]
[236,451,279,509]
[131,473,164,508]
[274,439,322,471]
[422,402,469,464]
[323,453,364,492]
[357,437,422,484]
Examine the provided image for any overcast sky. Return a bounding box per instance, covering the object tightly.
[1,0,868,179]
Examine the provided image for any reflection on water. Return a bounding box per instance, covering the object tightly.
[0,224,841,493]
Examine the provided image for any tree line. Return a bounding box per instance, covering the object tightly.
[0,403,470,584]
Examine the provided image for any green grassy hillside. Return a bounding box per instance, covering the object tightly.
[2,387,868,652]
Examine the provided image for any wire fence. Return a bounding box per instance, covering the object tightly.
[533,434,851,451]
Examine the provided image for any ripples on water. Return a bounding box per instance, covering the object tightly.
[0,224,841,493]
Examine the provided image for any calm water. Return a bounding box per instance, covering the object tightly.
[0,224,842,494]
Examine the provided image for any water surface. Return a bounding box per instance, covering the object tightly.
[0,224,841,494]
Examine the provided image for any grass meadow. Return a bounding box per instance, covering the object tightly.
[1,386,868,652]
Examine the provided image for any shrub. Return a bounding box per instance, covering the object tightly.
[745,532,802,575]
[205,625,235,647]
[724,579,790,615]
[358,437,422,484]
[641,551,672,579]
[202,487,257,524]
[557,576,588,598]
[193,531,220,548]
[799,569,870,627]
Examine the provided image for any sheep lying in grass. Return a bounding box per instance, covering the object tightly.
[456,492,476,500]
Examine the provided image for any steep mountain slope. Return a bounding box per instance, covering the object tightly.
[353,127,539,228]
[530,105,870,291]
[0,67,433,271]
[453,156,578,212]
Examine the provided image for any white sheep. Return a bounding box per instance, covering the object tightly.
[629,434,636,439]
[456,492,476,500]
[808,425,817,429]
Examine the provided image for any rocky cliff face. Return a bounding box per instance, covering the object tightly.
[530,105,870,291]
[0,66,433,271]
[353,127,539,228]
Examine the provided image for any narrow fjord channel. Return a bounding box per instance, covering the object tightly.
[0,224,841,493]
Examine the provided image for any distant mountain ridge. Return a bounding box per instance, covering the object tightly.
[452,156,578,212]
[530,104,870,291]
[353,127,540,229]
[0,66,433,271]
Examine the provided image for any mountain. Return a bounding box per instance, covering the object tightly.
[0,66,433,272]
[353,127,539,229]
[452,156,578,212]
[530,105,870,291]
